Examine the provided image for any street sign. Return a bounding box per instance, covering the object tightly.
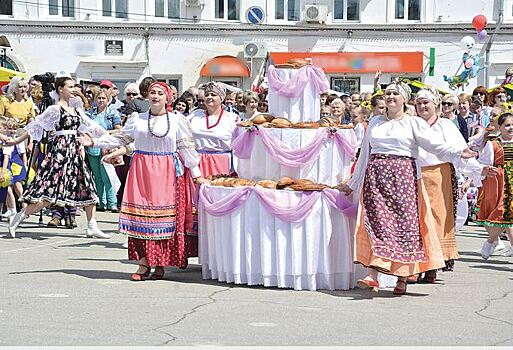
[246,6,265,25]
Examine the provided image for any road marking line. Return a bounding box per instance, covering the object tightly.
[39,294,69,298]
[0,238,74,253]
[249,322,277,327]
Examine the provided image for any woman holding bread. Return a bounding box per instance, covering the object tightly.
[338,81,478,296]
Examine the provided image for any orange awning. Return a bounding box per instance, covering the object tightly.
[200,55,250,77]
[269,52,424,74]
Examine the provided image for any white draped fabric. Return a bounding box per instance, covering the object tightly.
[236,128,354,186]
[268,68,322,123]
[199,186,366,291]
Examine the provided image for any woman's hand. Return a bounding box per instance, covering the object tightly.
[337,183,353,196]
[460,148,478,159]
[78,134,94,147]
[481,165,499,178]
[193,176,210,185]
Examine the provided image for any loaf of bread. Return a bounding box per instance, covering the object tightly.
[252,114,275,125]
[276,176,295,189]
[288,183,329,191]
[292,122,320,129]
[257,180,278,189]
[237,120,254,127]
[270,117,292,128]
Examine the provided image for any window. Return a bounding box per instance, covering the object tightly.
[115,0,128,18]
[49,0,59,15]
[168,0,180,19]
[103,0,128,18]
[62,0,75,17]
[333,0,360,21]
[49,0,75,17]
[395,0,420,20]
[156,0,180,19]
[275,0,300,21]
[331,77,360,95]
[102,0,112,16]
[215,0,239,20]
[0,0,12,15]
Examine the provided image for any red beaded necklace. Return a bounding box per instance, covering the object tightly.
[206,108,224,129]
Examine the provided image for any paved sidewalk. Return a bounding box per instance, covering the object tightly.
[0,212,512,346]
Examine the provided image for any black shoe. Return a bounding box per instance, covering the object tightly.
[109,206,120,213]
[96,207,106,212]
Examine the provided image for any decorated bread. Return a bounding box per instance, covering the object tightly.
[232,178,257,187]
[288,183,329,191]
[257,180,278,189]
[292,122,320,129]
[276,176,295,189]
[271,117,292,128]
[237,120,254,127]
[252,114,275,125]
[319,117,339,127]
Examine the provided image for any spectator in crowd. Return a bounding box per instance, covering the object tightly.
[257,99,268,113]
[442,94,469,142]
[173,97,190,116]
[240,91,260,121]
[100,80,124,110]
[0,76,36,127]
[124,76,155,115]
[224,91,239,114]
[458,93,480,138]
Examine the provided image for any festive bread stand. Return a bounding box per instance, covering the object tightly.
[198,185,365,291]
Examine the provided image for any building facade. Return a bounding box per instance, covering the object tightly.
[1,0,512,95]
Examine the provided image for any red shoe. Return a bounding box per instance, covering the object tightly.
[130,265,150,281]
[356,277,379,292]
[406,274,420,284]
[393,280,407,295]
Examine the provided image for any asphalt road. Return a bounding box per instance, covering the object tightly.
[0,211,511,346]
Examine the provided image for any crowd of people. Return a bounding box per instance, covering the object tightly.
[0,67,512,294]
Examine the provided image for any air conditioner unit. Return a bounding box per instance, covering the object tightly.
[185,0,205,7]
[303,5,328,23]
[243,42,267,59]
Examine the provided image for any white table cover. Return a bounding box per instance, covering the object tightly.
[199,186,366,291]
[268,68,321,123]
[236,127,355,186]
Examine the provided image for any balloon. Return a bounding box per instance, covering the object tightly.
[460,36,475,51]
[472,14,487,31]
[465,58,474,69]
[477,29,487,42]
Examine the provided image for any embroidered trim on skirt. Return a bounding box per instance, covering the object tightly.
[122,152,198,268]
[355,154,446,277]
[421,163,459,272]
[362,154,425,263]
[476,140,513,227]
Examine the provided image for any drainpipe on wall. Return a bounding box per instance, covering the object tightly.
[484,0,505,88]
[144,28,150,76]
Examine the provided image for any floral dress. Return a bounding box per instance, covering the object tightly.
[22,105,99,207]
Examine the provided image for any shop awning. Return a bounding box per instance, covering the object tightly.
[269,52,423,74]
[0,67,28,82]
[200,55,250,77]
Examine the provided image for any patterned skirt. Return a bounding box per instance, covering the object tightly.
[476,163,513,227]
[21,135,98,207]
[122,151,197,268]
[355,154,445,277]
[421,163,459,271]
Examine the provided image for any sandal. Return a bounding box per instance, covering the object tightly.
[356,275,379,292]
[130,265,151,281]
[421,270,437,284]
[406,274,420,284]
[393,280,407,296]
[149,266,165,280]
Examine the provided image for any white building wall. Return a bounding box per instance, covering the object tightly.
[1,0,512,95]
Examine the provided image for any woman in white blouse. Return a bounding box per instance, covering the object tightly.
[187,82,238,176]
[80,82,208,281]
[415,88,496,283]
[338,81,477,296]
